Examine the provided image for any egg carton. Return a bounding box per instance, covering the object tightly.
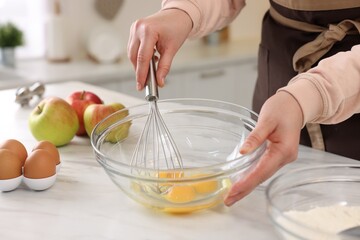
[0,163,60,192]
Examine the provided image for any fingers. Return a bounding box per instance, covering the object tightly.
[127,9,192,92]
[136,42,157,90]
[131,43,174,90]
[240,117,273,155]
[156,52,173,87]
[222,112,276,206]
[127,20,156,91]
[224,147,282,206]
[224,135,299,206]
[127,22,142,90]
[127,24,173,90]
[223,92,303,206]
[127,22,140,68]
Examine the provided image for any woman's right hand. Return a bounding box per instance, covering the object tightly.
[127,9,193,91]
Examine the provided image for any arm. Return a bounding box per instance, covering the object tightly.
[279,44,360,125]
[162,0,245,38]
[127,0,245,90]
[224,44,360,206]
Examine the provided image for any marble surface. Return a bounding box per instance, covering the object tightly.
[0,38,259,90]
[0,81,358,240]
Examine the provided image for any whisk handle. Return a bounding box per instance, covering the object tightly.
[145,56,159,102]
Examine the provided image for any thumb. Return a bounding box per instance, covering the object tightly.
[240,122,270,155]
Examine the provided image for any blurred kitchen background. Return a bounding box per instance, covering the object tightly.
[0,0,269,109]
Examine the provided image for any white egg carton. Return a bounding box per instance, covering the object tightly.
[0,162,61,192]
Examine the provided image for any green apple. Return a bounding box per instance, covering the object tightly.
[28,97,79,147]
[83,103,131,142]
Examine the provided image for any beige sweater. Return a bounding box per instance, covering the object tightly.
[162,0,360,126]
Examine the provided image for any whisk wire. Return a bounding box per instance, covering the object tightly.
[151,104,160,170]
[130,105,152,170]
[130,53,183,178]
[153,103,183,169]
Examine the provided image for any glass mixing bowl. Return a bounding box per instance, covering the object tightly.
[266,164,360,240]
[91,99,266,213]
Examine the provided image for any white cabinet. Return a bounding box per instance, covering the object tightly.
[163,58,257,109]
[95,58,257,110]
[92,75,144,99]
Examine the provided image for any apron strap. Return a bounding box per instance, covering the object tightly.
[305,123,325,151]
[272,0,360,11]
[270,7,360,73]
[294,20,360,73]
[269,6,360,151]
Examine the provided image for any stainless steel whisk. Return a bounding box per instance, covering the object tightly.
[130,53,183,174]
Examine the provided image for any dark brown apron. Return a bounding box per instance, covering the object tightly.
[252,0,360,160]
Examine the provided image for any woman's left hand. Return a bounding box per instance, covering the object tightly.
[224,91,304,206]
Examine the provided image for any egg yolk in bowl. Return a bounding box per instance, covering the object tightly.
[131,170,231,214]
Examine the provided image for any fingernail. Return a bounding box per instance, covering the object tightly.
[224,192,235,206]
[136,82,142,91]
[159,77,165,87]
[240,142,251,154]
[224,198,235,207]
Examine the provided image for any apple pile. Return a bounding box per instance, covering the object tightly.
[66,91,103,136]
[28,90,129,147]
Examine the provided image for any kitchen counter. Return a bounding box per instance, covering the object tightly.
[0,38,259,90]
[0,81,358,240]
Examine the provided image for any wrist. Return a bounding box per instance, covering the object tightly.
[278,74,324,126]
[276,91,304,129]
[160,8,193,33]
[162,0,200,37]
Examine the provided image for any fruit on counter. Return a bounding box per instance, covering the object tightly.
[67,90,103,104]
[32,140,60,165]
[0,139,28,166]
[66,90,103,136]
[24,149,56,179]
[83,102,130,142]
[28,97,79,147]
[0,149,23,180]
[103,119,131,143]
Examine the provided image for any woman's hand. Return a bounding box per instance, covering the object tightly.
[224,91,304,206]
[127,9,193,91]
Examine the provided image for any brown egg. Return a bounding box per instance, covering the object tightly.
[0,149,22,180]
[32,140,60,165]
[24,149,56,179]
[0,139,28,166]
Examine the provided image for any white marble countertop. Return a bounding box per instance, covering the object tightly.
[0,38,259,90]
[0,81,358,240]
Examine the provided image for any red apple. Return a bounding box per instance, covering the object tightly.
[67,91,103,136]
[83,103,130,141]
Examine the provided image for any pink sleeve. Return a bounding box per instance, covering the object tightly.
[278,44,360,126]
[162,0,246,38]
